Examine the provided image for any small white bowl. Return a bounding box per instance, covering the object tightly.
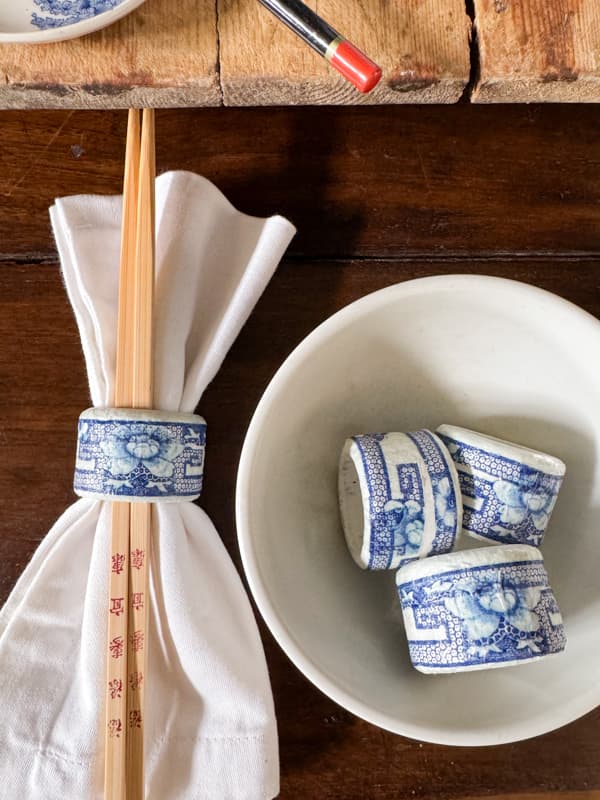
[236,275,600,745]
[0,0,145,44]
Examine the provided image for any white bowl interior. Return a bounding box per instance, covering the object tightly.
[237,275,600,745]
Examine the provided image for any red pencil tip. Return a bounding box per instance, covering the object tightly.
[328,39,382,93]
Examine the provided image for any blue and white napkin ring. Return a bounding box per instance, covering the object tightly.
[74,407,207,502]
[338,430,462,570]
[436,424,565,547]
[397,544,566,673]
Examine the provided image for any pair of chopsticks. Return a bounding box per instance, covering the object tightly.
[105,108,155,800]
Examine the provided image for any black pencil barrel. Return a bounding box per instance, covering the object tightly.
[258,0,339,57]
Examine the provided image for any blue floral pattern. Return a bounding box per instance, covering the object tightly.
[349,430,460,570]
[74,411,206,501]
[444,577,543,653]
[492,477,557,535]
[31,0,122,30]
[372,499,424,557]
[438,434,563,547]
[398,558,566,670]
[434,476,456,528]
[102,424,184,479]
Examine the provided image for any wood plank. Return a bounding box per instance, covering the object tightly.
[0,0,220,109]
[1,107,600,261]
[4,0,600,107]
[462,795,600,800]
[218,0,471,105]
[0,258,599,800]
[472,0,600,102]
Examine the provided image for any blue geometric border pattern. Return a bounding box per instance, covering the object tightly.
[406,430,459,556]
[438,434,563,547]
[31,0,122,30]
[74,409,206,502]
[353,434,425,569]
[398,559,566,670]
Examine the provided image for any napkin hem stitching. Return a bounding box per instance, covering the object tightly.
[152,733,270,744]
[3,733,272,768]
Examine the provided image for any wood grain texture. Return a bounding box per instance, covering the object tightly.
[0,258,599,799]
[218,0,471,105]
[0,0,220,109]
[3,0,600,107]
[1,107,600,261]
[473,0,600,102]
[0,0,471,108]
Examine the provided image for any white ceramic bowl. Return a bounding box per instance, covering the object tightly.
[0,0,145,44]
[236,275,600,745]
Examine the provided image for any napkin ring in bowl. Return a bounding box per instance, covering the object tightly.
[436,424,565,547]
[73,408,207,502]
[396,544,567,673]
[338,430,462,570]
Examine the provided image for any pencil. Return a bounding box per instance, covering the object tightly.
[257,0,382,94]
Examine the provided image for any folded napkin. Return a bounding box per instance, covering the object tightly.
[0,171,295,799]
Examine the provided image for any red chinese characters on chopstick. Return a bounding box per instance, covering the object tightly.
[110,597,125,616]
[108,719,123,739]
[129,710,143,729]
[130,548,145,570]
[110,636,125,659]
[129,672,143,691]
[108,679,123,700]
[131,592,144,611]
[130,630,144,653]
[112,553,125,575]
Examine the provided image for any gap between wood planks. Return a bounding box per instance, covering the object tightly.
[3,253,600,268]
[460,0,480,102]
[214,0,225,105]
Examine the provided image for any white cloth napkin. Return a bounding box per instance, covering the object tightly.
[0,171,296,799]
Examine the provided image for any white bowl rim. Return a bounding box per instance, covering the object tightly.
[0,0,145,44]
[236,274,600,746]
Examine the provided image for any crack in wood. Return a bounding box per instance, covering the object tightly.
[214,0,225,105]
[460,0,479,102]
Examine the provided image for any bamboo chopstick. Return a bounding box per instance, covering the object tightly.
[105,108,141,800]
[104,107,155,800]
[115,109,141,405]
[126,107,156,800]
[105,500,131,800]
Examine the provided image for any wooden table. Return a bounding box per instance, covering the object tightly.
[1,0,600,106]
[0,105,599,799]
